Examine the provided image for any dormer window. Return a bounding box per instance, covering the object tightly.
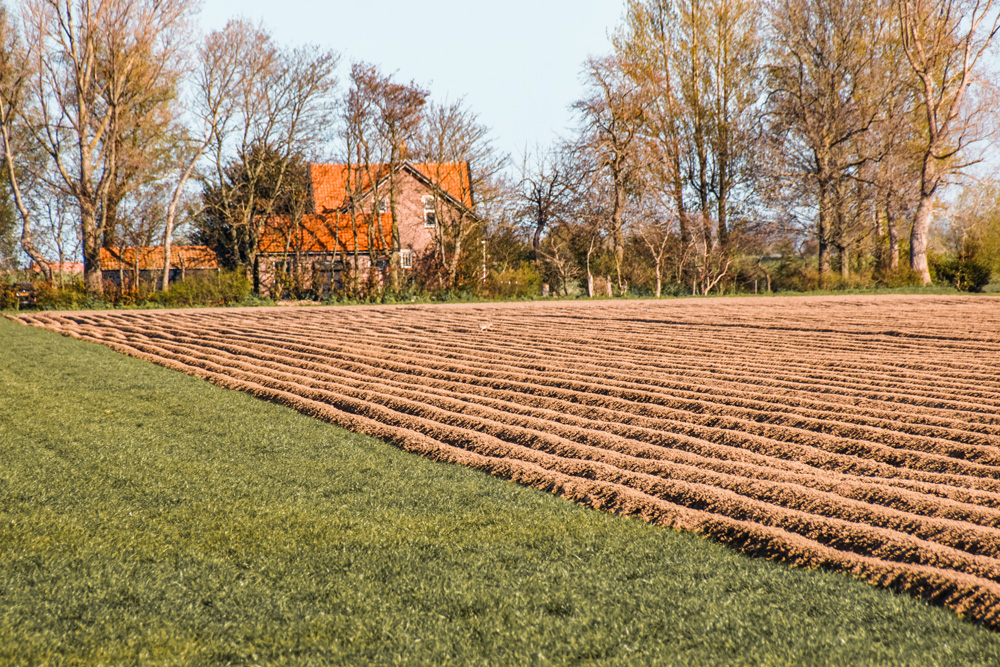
[422,195,436,228]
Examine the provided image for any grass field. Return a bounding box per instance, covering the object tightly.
[3,315,1000,666]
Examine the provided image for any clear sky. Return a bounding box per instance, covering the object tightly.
[196,0,622,162]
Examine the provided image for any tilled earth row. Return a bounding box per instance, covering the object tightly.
[16,294,1000,626]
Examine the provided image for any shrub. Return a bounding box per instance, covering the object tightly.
[874,265,924,288]
[933,256,992,292]
[146,270,253,307]
[821,269,877,292]
[483,264,542,299]
[35,280,95,310]
[0,283,18,310]
[102,280,144,307]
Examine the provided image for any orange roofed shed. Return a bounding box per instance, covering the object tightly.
[100,245,219,286]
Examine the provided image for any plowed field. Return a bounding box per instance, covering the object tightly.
[16,295,1000,627]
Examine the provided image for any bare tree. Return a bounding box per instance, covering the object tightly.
[850,63,921,276]
[339,62,381,292]
[768,0,896,285]
[372,68,427,282]
[0,2,50,282]
[538,218,580,296]
[12,0,196,295]
[33,182,79,284]
[612,0,765,296]
[416,98,504,290]
[161,20,249,290]
[897,0,1000,283]
[339,62,426,294]
[516,144,576,268]
[636,216,676,297]
[614,0,691,249]
[574,56,645,294]
[196,21,338,290]
[704,0,766,249]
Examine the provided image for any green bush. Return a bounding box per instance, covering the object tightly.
[146,270,253,307]
[0,282,18,310]
[34,280,96,310]
[483,264,542,299]
[874,264,924,288]
[934,256,993,292]
[660,281,692,297]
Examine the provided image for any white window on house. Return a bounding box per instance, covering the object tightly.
[400,249,414,269]
[423,195,437,228]
[377,197,387,213]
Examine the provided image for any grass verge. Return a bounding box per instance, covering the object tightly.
[2,317,999,666]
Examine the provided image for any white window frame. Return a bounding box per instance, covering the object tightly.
[422,195,437,228]
[400,249,414,269]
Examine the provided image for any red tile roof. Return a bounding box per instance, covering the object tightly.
[31,261,84,274]
[310,164,383,213]
[100,246,218,271]
[260,213,394,254]
[310,161,472,213]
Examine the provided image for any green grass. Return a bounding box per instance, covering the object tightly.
[2,317,999,666]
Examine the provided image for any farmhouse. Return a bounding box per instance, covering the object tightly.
[100,245,219,286]
[258,161,473,296]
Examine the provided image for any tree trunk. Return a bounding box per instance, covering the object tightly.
[817,179,831,287]
[532,220,544,266]
[163,141,209,291]
[611,177,626,293]
[672,144,689,248]
[909,155,936,285]
[388,171,401,291]
[586,238,595,298]
[910,194,933,285]
[389,165,401,253]
[886,193,899,271]
[717,153,729,248]
[448,225,465,289]
[81,206,103,296]
[835,188,849,280]
[19,226,51,283]
[695,109,711,249]
[1,122,52,283]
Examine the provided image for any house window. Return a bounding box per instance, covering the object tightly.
[400,249,413,269]
[423,195,436,228]
[377,198,387,213]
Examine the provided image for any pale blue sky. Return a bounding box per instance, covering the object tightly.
[197,0,622,161]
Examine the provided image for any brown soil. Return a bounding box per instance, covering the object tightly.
[17,295,1000,626]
